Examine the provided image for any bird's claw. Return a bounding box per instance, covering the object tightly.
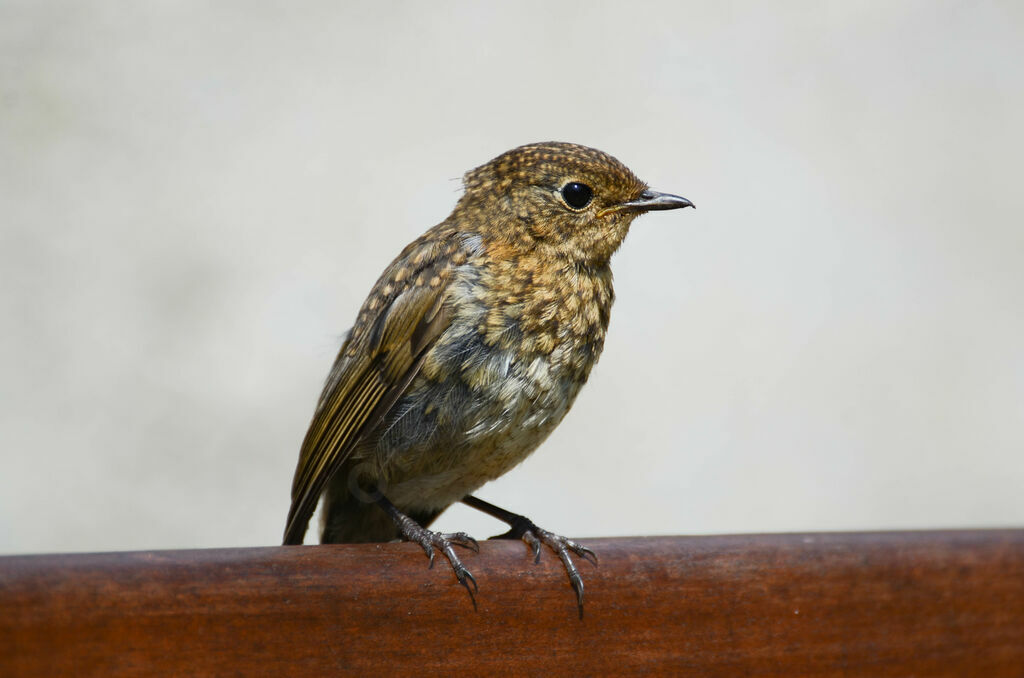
[455,565,479,594]
[491,519,596,619]
[444,531,480,553]
[398,522,480,609]
[522,531,543,563]
[567,539,598,566]
[446,548,479,610]
[532,526,592,619]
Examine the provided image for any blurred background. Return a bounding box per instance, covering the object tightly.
[2,1,1022,555]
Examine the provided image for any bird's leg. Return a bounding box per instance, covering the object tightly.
[461,495,596,619]
[375,494,480,608]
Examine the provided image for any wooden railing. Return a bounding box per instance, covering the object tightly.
[2,530,1023,676]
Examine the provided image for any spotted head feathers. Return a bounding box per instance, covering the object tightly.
[456,142,691,264]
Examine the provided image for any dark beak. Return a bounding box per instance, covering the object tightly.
[619,189,694,212]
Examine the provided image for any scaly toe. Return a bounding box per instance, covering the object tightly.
[417,541,437,568]
[527,526,594,618]
[442,531,480,553]
[564,539,598,565]
[524,532,543,563]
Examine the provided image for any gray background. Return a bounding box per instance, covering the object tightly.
[2,1,1022,554]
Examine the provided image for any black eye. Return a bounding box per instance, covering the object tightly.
[561,182,593,209]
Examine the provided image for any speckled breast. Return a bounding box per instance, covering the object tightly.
[374,254,615,510]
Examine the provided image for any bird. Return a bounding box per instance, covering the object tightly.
[283,142,692,617]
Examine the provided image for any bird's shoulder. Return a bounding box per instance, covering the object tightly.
[339,223,483,359]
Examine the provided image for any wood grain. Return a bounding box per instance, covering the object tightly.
[2,531,1023,676]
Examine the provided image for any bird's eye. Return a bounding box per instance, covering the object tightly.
[560,182,593,210]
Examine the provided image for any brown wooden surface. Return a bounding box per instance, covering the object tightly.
[2,531,1023,676]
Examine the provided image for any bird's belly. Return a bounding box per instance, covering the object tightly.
[377,343,588,510]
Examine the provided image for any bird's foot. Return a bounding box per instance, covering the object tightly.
[390,510,480,608]
[493,516,597,619]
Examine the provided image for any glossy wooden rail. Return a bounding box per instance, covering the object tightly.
[2,531,1023,676]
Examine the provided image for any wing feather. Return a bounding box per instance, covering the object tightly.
[283,279,452,545]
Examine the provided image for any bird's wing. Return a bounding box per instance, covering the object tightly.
[283,275,452,545]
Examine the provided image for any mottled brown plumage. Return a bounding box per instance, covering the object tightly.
[284,142,692,615]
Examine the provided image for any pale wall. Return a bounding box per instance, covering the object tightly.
[2,1,1022,553]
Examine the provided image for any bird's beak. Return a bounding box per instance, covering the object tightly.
[600,189,694,216]
[622,189,694,211]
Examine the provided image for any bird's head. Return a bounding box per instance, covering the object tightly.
[457,141,692,265]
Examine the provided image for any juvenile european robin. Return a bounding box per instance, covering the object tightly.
[283,142,692,616]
